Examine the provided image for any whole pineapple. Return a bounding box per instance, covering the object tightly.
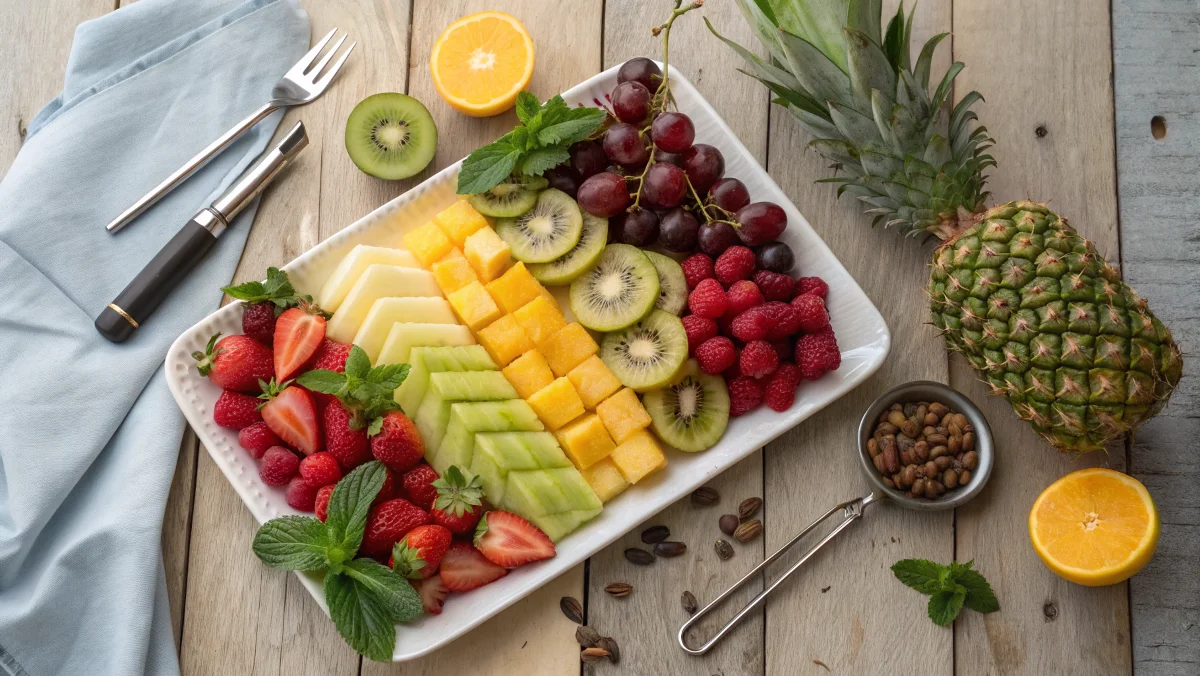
[710,1,1182,452]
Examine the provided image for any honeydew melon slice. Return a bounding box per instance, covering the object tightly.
[415,371,518,454]
[470,432,544,505]
[376,323,474,366]
[352,297,456,362]
[432,400,543,475]
[326,265,441,344]
[318,245,419,312]
[545,467,603,511]
[395,345,496,417]
[533,507,602,542]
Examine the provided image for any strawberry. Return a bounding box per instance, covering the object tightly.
[314,484,335,522]
[473,511,556,568]
[360,498,430,558]
[307,338,352,372]
[430,466,485,535]
[237,421,281,458]
[273,305,326,382]
[438,541,506,592]
[390,524,452,579]
[298,452,341,488]
[222,267,309,348]
[213,390,263,430]
[374,467,398,507]
[322,401,371,469]
[258,381,321,455]
[370,411,424,473]
[193,333,274,393]
[401,464,440,510]
[415,576,449,615]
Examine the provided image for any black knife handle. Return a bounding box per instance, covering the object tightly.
[95,218,219,343]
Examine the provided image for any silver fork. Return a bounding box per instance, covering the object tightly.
[105,28,356,234]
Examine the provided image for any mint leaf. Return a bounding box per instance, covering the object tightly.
[343,558,424,622]
[367,416,385,436]
[536,107,607,146]
[366,363,409,390]
[326,462,387,556]
[519,146,571,177]
[509,125,534,151]
[324,570,396,662]
[891,558,947,595]
[927,588,966,626]
[956,569,1000,613]
[457,142,522,195]
[296,369,348,396]
[222,267,304,308]
[345,346,371,379]
[252,516,330,570]
[530,95,570,130]
[515,90,541,125]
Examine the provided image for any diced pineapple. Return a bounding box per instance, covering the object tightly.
[463,227,512,282]
[326,266,442,344]
[485,262,544,314]
[403,221,455,266]
[513,295,567,345]
[448,281,503,331]
[501,349,555,399]
[538,322,599,376]
[580,457,629,503]
[350,298,457,362]
[609,430,667,484]
[476,314,534,367]
[431,248,479,295]
[376,323,474,366]
[527,377,585,432]
[317,245,419,313]
[567,355,623,409]
[434,200,489,246]
[556,413,616,470]
[595,387,652,444]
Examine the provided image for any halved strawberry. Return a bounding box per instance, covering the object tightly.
[473,511,555,568]
[273,306,326,382]
[258,381,321,455]
[415,576,449,615]
[438,541,506,592]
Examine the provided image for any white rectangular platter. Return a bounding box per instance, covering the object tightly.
[164,63,890,661]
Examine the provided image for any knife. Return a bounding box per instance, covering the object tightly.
[95,121,309,343]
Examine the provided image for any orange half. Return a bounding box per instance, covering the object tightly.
[1029,468,1159,586]
[431,11,535,117]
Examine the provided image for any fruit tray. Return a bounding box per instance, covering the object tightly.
[164,63,890,661]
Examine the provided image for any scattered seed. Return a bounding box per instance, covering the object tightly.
[681,590,698,614]
[581,647,610,663]
[814,658,831,672]
[738,497,763,521]
[641,524,670,544]
[604,582,633,598]
[734,519,762,543]
[654,541,687,558]
[624,548,655,566]
[575,625,601,648]
[598,636,620,664]
[821,585,831,593]
[691,486,720,506]
[715,539,734,560]
[719,514,739,535]
[560,596,583,625]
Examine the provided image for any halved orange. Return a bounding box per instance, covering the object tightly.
[430,11,535,117]
[1029,468,1159,586]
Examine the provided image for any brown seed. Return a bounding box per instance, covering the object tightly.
[963,431,976,452]
[641,525,670,544]
[929,402,948,418]
[624,548,654,566]
[900,419,920,438]
[959,470,972,484]
[929,444,948,459]
[560,596,584,625]
[719,514,740,535]
[889,402,903,412]
[598,636,620,664]
[914,440,930,462]
[934,455,952,470]
[887,410,907,428]
[881,436,899,474]
[715,539,734,560]
[867,437,880,458]
[872,453,888,475]
[604,582,633,598]
[923,461,938,478]
[899,449,914,466]
[882,476,896,489]
[948,419,963,437]
[581,647,610,663]
[948,435,962,454]
[944,469,959,489]
[734,519,762,543]
[654,541,687,558]
[953,413,968,429]
[681,590,698,614]
[962,450,978,470]
[927,433,948,447]
[925,480,945,499]
[912,477,926,495]
[576,624,601,647]
[876,421,899,436]
[691,486,719,506]
[924,412,940,426]
[896,434,914,452]
[923,425,937,438]
[903,402,918,417]
[915,404,927,421]
[899,465,916,488]
[739,497,763,521]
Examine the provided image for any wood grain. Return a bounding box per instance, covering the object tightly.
[952,0,1133,673]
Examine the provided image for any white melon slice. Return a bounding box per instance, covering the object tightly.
[376,323,474,366]
[318,245,419,313]
[351,298,457,362]
[326,265,441,344]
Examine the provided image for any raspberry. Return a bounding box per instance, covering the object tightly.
[731,306,772,342]
[314,484,335,522]
[681,253,714,289]
[718,314,736,339]
[796,326,841,380]
[725,280,763,316]
[688,278,728,319]
[740,340,779,378]
[213,390,262,430]
[695,336,737,374]
[299,452,342,489]
[260,446,299,487]
[791,294,830,333]
[402,464,440,510]
[241,302,278,346]
[769,340,794,363]
[285,476,318,511]
[762,301,802,340]
[754,270,794,301]
[682,314,718,354]
[714,246,756,285]
[795,276,829,299]
[238,421,281,459]
[728,376,763,416]
[764,363,802,412]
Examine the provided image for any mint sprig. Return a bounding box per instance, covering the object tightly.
[222,267,310,309]
[456,91,607,195]
[252,461,422,661]
[295,345,409,434]
[891,558,999,626]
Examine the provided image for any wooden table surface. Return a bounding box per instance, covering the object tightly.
[3,1,1196,674]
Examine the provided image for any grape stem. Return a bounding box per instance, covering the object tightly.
[650,0,703,114]
[685,174,737,227]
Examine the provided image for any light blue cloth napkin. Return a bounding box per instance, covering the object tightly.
[0,1,309,674]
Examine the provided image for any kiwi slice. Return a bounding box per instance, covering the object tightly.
[468,176,549,218]
[643,251,688,315]
[599,309,689,392]
[345,93,437,180]
[643,360,730,452]
[495,189,584,263]
[528,211,609,286]
[570,244,660,332]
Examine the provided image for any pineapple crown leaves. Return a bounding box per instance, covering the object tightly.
[222,267,311,312]
[389,539,427,580]
[710,0,995,236]
[191,332,224,376]
[295,345,409,433]
[431,465,484,517]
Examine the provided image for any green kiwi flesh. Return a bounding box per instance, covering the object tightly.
[569,244,660,332]
[468,176,549,218]
[494,189,583,263]
[345,93,437,180]
[643,360,730,452]
[528,211,608,286]
[599,309,689,392]
[643,251,688,315]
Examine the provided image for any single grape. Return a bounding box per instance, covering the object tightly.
[734,202,788,245]
[642,162,688,209]
[615,208,660,246]
[612,81,651,124]
[654,147,683,166]
[756,241,795,273]
[708,177,750,212]
[570,141,608,180]
[617,57,663,92]
[681,144,725,193]
[577,172,630,218]
[651,112,695,153]
[544,165,580,198]
[697,220,739,257]
[603,123,650,167]
[659,208,700,252]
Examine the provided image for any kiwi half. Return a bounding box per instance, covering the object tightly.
[468,176,549,218]
[345,93,437,180]
[570,244,660,332]
[643,360,730,452]
[599,309,688,392]
[495,189,583,263]
[643,251,688,315]
[528,211,608,286]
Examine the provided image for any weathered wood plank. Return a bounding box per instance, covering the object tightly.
[1112,1,1200,673]
[162,427,198,650]
[951,0,1133,673]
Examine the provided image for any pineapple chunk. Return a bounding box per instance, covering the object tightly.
[513,295,567,345]
[609,430,667,484]
[351,298,457,362]
[325,265,441,344]
[447,281,503,331]
[476,314,534,367]
[580,457,628,503]
[501,349,555,399]
[485,262,544,314]
[434,200,489,246]
[596,387,652,444]
[556,413,616,470]
[527,377,585,432]
[464,227,512,282]
[403,221,455,266]
[431,248,479,295]
[567,355,622,409]
[538,322,599,376]
[317,245,419,313]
